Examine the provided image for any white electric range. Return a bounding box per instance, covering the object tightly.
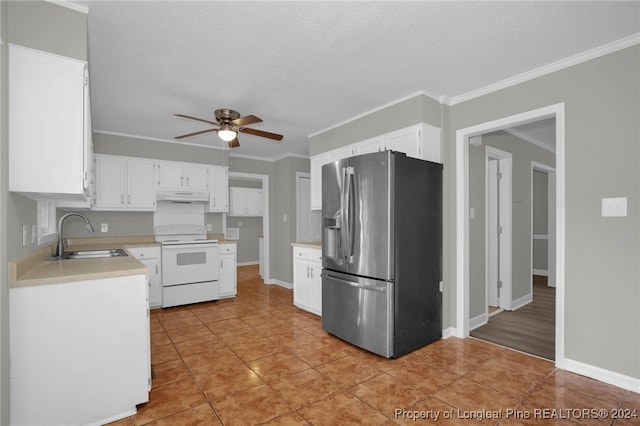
[154,204,219,308]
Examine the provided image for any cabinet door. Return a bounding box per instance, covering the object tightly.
[329,145,355,162]
[421,123,442,163]
[95,155,126,209]
[144,259,162,308]
[310,263,323,315]
[184,164,209,191]
[354,136,384,156]
[293,260,313,311]
[156,162,185,190]
[384,125,421,159]
[310,152,329,211]
[208,166,228,212]
[219,253,237,298]
[127,159,156,210]
[9,45,89,199]
[229,187,244,215]
[246,189,263,216]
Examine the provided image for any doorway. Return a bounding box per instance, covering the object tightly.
[227,171,270,283]
[455,103,565,367]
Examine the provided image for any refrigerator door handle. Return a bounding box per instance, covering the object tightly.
[341,166,355,264]
[321,273,386,293]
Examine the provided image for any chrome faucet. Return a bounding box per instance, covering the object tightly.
[56,212,95,258]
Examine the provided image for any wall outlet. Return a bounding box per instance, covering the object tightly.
[206,223,212,231]
[601,197,627,217]
[31,224,37,244]
[101,223,109,232]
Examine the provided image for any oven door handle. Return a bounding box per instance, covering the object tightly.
[161,243,218,251]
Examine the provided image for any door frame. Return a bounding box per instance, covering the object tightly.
[485,146,513,314]
[227,171,270,283]
[455,103,565,367]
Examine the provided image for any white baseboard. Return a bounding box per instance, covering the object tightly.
[511,292,533,311]
[563,358,640,393]
[267,279,292,290]
[237,261,259,266]
[442,327,455,339]
[533,269,548,276]
[469,313,488,331]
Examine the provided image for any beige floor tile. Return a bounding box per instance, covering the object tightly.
[269,368,343,409]
[212,384,294,425]
[297,391,388,425]
[135,378,206,425]
[350,372,427,418]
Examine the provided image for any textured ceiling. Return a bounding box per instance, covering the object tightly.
[76,1,639,159]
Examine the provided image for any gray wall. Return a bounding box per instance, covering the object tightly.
[449,45,639,378]
[2,2,89,422]
[309,94,443,155]
[468,131,554,318]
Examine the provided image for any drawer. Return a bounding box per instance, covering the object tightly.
[293,246,321,262]
[219,243,236,255]
[126,246,160,260]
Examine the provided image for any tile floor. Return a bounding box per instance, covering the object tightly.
[108,265,639,425]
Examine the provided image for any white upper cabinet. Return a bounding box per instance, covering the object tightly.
[383,123,441,163]
[206,166,229,212]
[309,124,442,210]
[9,45,93,202]
[156,161,209,192]
[229,187,263,216]
[94,155,156,211]
[354,136,385,156]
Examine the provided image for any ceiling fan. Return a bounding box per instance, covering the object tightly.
[173,108,283,148]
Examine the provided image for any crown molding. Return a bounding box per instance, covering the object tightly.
[449,33,640,106]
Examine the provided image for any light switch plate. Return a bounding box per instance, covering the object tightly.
[601,197,627,217]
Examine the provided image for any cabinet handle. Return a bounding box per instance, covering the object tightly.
[306,266,310,278]
[155,265,158,273]
[181,176,184,186]
[221,259,223,269]
[127,194,131,205]
[186,176,190,186]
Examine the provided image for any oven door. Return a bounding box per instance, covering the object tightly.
[161,243,219,286]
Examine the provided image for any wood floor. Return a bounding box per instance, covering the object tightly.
[471,277,555,360]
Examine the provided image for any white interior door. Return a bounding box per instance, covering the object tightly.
[486,147,513,312]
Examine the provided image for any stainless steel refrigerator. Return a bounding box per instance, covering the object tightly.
[321,150,442,358]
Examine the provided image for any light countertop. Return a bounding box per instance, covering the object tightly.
[9,236,158,288]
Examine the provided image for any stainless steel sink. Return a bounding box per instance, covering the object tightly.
[49,248,129,260]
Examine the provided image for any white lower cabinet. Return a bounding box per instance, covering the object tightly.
[219,243,237,298]
[9,274,150,426]
[292,245,322,316]
[127,246,162,308]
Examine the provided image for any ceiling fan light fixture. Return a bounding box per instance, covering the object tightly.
[218,124,237,142]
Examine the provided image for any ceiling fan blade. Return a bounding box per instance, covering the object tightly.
[174,113,219,126]
[232,114,262,127]
[174,128,217,139]
[228,137,240,148]
[239,127,284,141]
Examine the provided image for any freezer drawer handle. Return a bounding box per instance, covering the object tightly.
[321,273,386,293]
